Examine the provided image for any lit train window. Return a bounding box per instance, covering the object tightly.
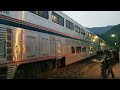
[52,12,64,26]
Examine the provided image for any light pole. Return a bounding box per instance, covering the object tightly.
[111,34,120,63]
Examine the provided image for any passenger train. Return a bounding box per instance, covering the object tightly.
[0,11,107,79]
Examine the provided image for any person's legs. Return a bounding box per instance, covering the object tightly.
[107,65,115,79]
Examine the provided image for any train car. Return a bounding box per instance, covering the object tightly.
[0,11,107,79]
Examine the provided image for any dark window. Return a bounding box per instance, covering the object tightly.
[75,25,78,32]
[81,28,85,35]
[66,20,74,30]
[39,11,49,19]
[66,20,69,29]
[82,47,86,52]
[76,47,81,53]
[75,25,80,33]
[30,11,49,19]
[71,46,75,54]
[58,16,64,26]
[52,12,64,26]
[78,27,80,33]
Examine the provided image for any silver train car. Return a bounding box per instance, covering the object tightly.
[0,11,107,79]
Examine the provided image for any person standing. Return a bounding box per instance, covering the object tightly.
[100,49,115,79]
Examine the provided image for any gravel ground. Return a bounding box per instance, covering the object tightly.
[49,54,105,79]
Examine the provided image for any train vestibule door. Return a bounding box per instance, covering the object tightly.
[56,37,62,59]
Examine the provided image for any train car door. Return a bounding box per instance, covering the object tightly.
[56,37,62,59]
[40,33,50,57]
[49,35,56,56]
[22,30,39,60]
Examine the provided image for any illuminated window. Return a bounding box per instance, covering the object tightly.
[52,14,58,23]
[52,12,64,26]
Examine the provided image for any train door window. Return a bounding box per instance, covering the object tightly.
[71,46,75,54]
[0,41,5,60]
[76,47,81,53]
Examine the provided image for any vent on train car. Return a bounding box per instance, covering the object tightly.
[0,26,7,60]
[6,29,12,61]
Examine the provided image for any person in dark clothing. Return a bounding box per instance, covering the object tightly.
[101,49,115,79]
[112,49,119,63]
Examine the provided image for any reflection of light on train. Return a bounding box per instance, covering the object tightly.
[0,11,108,79]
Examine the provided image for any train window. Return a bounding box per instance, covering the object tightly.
[76,47,81,53]
[52,12,64,26]
[0,41,5,59]
[71,46,75,54]
[66,20,69,29]
[75,25,80,33]
[75,25,78,32]
[82,47,86,52]
[29,11,49,19]
[81,28,85,35]
[78,27,80,33]
[59,16,64,26]
[66,20,74,30]
[52,13,58,23]
[39,11,49,19]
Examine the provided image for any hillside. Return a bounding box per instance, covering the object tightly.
[101,24,120,47]
[87,25,113,35]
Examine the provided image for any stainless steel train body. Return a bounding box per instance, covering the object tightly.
[0,11,107,79]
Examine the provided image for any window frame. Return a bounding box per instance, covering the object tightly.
[52,12,64,26]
